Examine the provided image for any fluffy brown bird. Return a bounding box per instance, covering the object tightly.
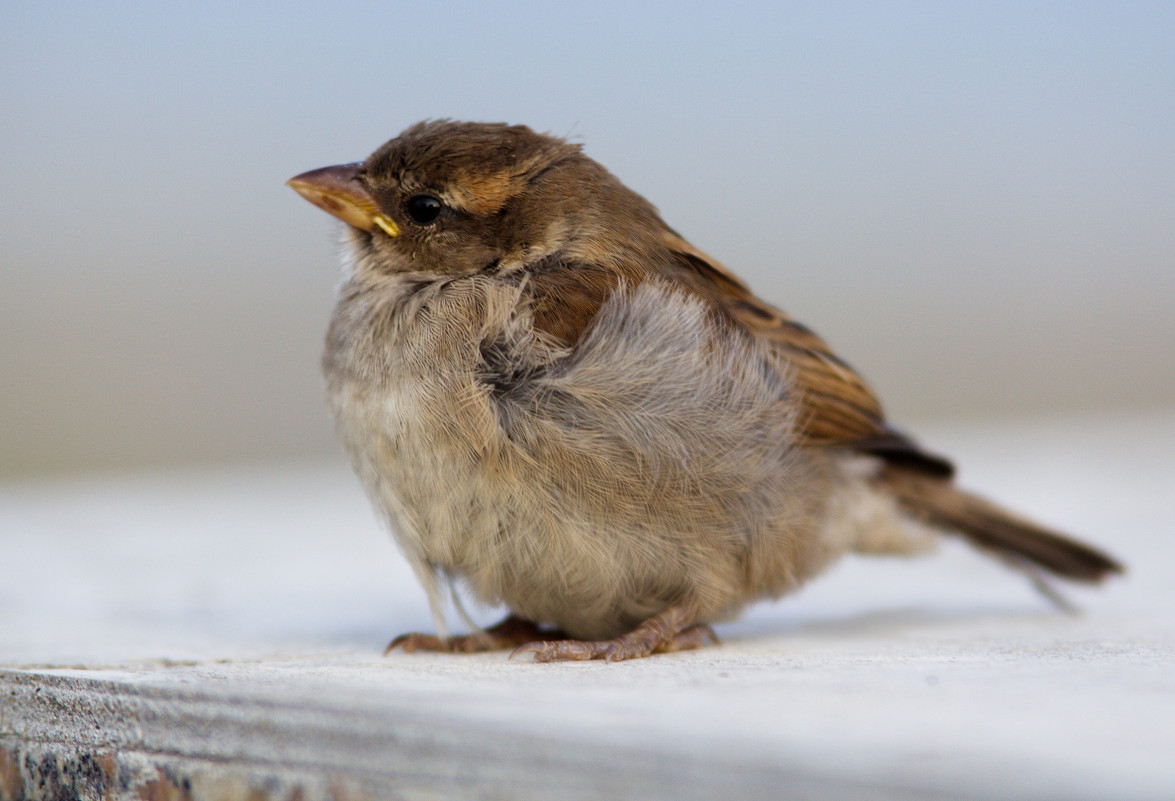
[288,120,1122,662]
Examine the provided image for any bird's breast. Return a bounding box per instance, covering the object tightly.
[324,274,836,637]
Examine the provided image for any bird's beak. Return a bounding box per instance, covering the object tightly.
[286,163,400,237]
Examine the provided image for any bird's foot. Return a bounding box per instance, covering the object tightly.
[385,614,568,655]
[510,605,717,663]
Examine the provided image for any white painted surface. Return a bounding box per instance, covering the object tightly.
[2,413,1173,799]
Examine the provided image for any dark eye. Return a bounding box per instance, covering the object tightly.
[405,194,443,225]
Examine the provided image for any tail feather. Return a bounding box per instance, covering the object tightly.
[879,466,1124,583]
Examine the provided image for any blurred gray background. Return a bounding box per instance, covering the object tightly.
[2,2,1172,478]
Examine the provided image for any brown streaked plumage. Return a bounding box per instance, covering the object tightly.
[288,120,1122,662]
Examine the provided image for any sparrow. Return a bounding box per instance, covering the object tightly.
[288,120,1122,662]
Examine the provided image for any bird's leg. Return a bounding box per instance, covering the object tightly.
[385,614,569,655]
[510,604,718,663]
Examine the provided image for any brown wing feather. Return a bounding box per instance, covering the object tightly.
[659,230,953,476]
[519,231,952,476]
[522,259,624,346]
[660,233,886,437]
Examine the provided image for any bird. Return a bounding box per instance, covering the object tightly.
[288,120,1122,662]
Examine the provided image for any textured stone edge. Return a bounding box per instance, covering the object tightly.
[0,740,360,801]
[1,668,917,801]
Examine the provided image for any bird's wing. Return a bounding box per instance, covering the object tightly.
[660,230,954,477]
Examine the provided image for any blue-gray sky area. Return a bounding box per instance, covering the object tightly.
[2,2,1172,475]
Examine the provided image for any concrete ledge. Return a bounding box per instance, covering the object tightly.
[1,667,945,801]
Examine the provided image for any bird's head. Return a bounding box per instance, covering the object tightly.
[288,120,666,279]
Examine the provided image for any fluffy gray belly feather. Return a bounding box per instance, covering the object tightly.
[324,274,849,639]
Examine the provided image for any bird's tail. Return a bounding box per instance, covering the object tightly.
[878,466,1123,584]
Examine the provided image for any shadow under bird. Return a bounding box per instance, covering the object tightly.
[288,120,1122,662]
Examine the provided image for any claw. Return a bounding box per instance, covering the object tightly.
[508,606,716,663]
[385,632,446,655]
[384,614,568,655]
[390,607,716,662]
[510,639,607,662]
